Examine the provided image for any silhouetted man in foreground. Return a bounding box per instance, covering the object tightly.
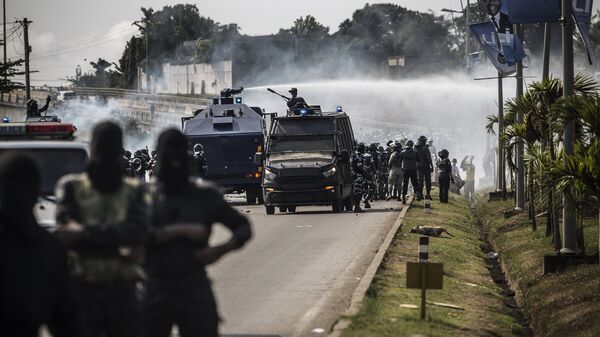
[0,153,83,337]
[55,121,148,337]
[144,129,252,337]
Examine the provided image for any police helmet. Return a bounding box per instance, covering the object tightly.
[193,143,204,155]
[132,157,142,171]
[418,135,427,144]
[26,99,38,109]
[452,158,457,164]
[406,140,414,148]
[369,143,378,151]
[378,146,384,152]
[289,87,298,95]
[357,142,366,153]
[439,149,449,159]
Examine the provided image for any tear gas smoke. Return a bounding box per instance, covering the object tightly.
[49,98,181,152]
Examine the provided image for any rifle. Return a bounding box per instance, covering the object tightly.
[267,88,290,102]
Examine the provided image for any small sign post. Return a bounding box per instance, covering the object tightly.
[406,236,443,319]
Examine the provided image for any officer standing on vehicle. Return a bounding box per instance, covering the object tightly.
[55,121,148,337]
[386,143,403,201]
[193,143,207,178]
[144,129,252,337]
[351,143,368,213]
[415,136,434,201]
[399,140,420,205]
[287,88,307,111]
[0,153,84,337]
[26,95,51,117]
[437,149,454,203]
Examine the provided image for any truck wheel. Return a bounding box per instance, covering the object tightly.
[279,207,288,212]
[265,206,275,215]
[288,206,296,213]
[343,197,353,211]
[332,200,341,213]
[246,190,257,205]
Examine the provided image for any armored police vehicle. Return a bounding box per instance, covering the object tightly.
[259,105,354,214]
[0,114,88,229]
[182,88,266,204]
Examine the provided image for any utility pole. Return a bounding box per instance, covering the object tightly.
[21,18,32,101]
[465,0,470,70]
[561,0,577,254]
[145,28,150,93]
[3,0,7,86]
[515,23,525,211]
[497,72,505,196]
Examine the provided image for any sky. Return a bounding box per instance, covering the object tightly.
[5,0,474,85]
[7,0,600,86]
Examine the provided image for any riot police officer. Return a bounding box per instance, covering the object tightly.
[387,143,403,201]
[377,145,389,199]
[193,143,207,177]
[437,149,454,203]
[351,143,368,213]
[399,140,420,204]
[287,88,308,112]
[26,96,51,117]
[415,135,434,200]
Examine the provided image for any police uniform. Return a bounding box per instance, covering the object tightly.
[55,174,148,337]
[387,149,403,200]
[415,142,433,199]
[352,152,366,207]
[399,145,420,202]
[437,157,453,203]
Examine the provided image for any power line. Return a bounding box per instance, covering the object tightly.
[30,26,137,60]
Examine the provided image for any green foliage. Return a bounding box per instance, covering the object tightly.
[279,15,329,39]
[0,59,26,93]
[69,58,122,88]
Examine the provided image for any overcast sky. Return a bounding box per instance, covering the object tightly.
[7,0,600,85]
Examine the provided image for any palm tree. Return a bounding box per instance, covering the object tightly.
[488,75,598,252]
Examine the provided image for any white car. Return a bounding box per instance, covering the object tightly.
[56,90,77,102]
[0,122,89,229]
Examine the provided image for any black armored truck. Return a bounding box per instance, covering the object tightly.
[182,88,266,204]
[258,96,355,214]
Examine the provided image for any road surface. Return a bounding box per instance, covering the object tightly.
[207,198,406,337]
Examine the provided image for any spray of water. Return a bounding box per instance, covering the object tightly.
[244,75,517,187]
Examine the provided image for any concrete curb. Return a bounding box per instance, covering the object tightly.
[328,196,414,337]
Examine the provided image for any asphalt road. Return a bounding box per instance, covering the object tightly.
[207,197,406,337]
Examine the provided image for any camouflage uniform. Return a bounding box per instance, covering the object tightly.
[55,173,149,337]
[351,152,366,204]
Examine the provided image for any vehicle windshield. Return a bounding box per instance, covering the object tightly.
[269,135,334,153]
[272,118,335,135]
[0,148,87,195]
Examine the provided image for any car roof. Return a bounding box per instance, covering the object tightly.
[0,140,89,152]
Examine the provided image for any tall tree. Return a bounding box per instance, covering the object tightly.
[0,59,25,93]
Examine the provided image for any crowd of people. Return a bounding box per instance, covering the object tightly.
[350,135,474,212]
[121,143,207,181]
[1,122,251,337]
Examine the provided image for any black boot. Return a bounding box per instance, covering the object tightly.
[402,195,407,204]
[354,200,365,213]
[364,199,371,209]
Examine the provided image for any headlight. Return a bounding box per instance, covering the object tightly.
[322,167,336,178]
[264,168,277,181]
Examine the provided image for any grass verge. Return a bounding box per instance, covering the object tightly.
[341,189,529,337]
[476,197,600,337]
